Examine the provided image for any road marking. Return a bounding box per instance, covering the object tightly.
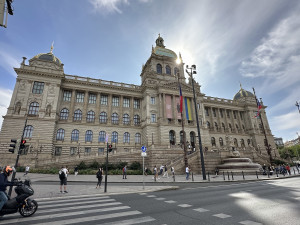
[147,195,156,197]
[178,204,192,208]
[165,200,177,204]
[139,193,147,195]
[155,198,166,200]
[38,195,110,204]
[213,213,232,219]
[98,216,156,225]
[193,208,209,212]
[239,220,263,225]
[33,211,142,225]
[39,198,116,208]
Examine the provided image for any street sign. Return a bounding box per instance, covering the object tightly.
[141,152,147,157]
[141,146,147,152]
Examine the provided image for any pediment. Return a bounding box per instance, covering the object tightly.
[160,80,191,91]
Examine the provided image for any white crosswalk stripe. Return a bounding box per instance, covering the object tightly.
[0,195,155,225]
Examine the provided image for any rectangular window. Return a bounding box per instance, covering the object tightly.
[32,81,44,94]
[151,114,156,123]
[123,97,130,108]
[151,97,156,104]
[112,96,119,106]
[134,99,140,109]
[70,147,76,155]
[100,95,108,105]
[54,147,62,156]
[76,92,84,103]
[88,93,96,104]
[98,148,104,154]
[84,147,91,155]
[63,90,72,101]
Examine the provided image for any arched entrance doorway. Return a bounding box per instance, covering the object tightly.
[169,130,175,146]
[180,130,186,147]
[190,131,195,148]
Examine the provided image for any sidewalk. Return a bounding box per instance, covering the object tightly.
[16,168,300,199]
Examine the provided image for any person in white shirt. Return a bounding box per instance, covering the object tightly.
[186,166,190,180]
[24,165,30,176]
[59,166,69,193]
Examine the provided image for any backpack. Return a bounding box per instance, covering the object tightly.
[59,170,66,180]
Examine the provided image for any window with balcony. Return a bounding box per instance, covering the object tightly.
[112,96,119,107]
[88,93,96,104]
[100,95,108,105]
[123,98,130,108]
[134,99,140,109]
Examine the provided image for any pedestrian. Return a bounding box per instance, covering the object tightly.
[163,165,169,178]
[122,166,127,179]
[215,167,219,176]
[144,167,148,176]
[171,166,175,178]
[74,166,78,176]
[24,165,30,176]
[153,165,157,181]
[262,164,267,175]
[0,166,14,211]
[59,166,69,193]
[96,168,103,188]
[159,165,164,176]
[286,164,291,175]
[186,165,190,180]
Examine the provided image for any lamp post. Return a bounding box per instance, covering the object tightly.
[185,65,206,180]
[296,101,300,113]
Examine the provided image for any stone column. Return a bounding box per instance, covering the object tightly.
[69,90,76,122]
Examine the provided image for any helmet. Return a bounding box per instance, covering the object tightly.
[4,166,13,176]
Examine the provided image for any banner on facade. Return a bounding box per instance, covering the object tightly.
[175,96,182,119]
[185,97,192,121]
[165,95,173,119]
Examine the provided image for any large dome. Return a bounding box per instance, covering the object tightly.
[31,52,62,65]
[153,35,177,58]
[233,87,254,100]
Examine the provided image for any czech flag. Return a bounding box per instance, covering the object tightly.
[255,99,262,118]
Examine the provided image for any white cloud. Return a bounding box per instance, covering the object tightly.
[0,88,12,131]
[0,50,20,78]
[269,111,300,133]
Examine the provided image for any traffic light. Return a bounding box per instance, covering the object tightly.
[9,139,17,153]
[108,144,113,152]
[20,139,27,150]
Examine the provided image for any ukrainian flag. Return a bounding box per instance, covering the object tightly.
[185,97,192,120]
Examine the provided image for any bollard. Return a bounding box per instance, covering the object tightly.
[208,172,210,182]
[231,171,234,180]
[223,171,225,181]
[242,171,245,180]
[276,170,278,177]
[227,171,230,180]
[256,171,259,179]
[192,172,194,181]
[293,168,295,175]
[173,173,175,182]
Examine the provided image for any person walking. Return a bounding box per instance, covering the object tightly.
[24,165,30,176]
[163,165,169,178]
[186,165,190,180]
[0,166,14,211]
[96,168,103,188]
[122,166,127,179]
[59,166,69,193]
[74,166,78,176]
[153,165,157,181]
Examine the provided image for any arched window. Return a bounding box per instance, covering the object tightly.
[169,130,176,145]
[156,64,162,74]
[99,112,107,124]
[214,122,218,130]
[166,65,171,75]
[28,102,39,115]
[98,131,106,142]
[240,139,245,148]
[235,124,239,130]
[174,67,179,75]
[135,133,141,144]
[24,125,33,138]
[211,137,216,146]
[123,114,130,125]
[234,138,238,147]
[60,108,69,120]
[74,109,82,121]
[134,115,140,125]
[112,131,118,143]
[112,113,119,124]
[219,137,224,146]
[56,128,65,141]
[85,130,93,142]
[71,129,79,141]
[123,132,130,143]
[207,121,210,128]
[87,110,95,123]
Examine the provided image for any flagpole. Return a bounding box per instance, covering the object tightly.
[252,88,273,163]
[177,73,188,168]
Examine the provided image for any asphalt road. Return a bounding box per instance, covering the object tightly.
[1,177,299,224]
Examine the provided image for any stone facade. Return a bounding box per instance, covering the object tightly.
[0,36,277,170]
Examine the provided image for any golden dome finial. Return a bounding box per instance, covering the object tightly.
[50,41,54,54]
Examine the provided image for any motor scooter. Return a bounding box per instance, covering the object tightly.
[0,179,38,217]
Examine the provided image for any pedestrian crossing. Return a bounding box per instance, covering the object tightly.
[0,195,156,225]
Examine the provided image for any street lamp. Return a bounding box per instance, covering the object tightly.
[296,101,300,113]
[186,65,206,180]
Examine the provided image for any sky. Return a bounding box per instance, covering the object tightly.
[0,0,300,142]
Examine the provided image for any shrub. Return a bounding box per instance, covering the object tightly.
[77,161,87,170]
[129,161,141,170]
[90,161,100,169]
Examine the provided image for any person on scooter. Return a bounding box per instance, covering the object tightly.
[0,166,14,211]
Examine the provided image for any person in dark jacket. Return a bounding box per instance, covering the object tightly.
[96,168,103,188]
[0,166,14,211]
